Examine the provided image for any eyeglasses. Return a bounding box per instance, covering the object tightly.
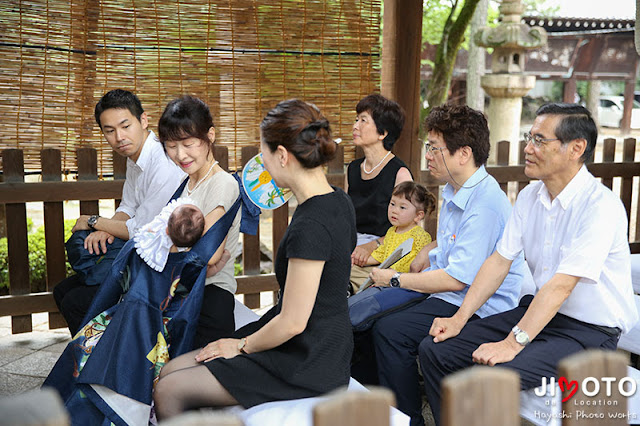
[424,142,446,154]
[523,132,561,148]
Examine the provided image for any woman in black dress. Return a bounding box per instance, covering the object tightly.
[153,99,357,419]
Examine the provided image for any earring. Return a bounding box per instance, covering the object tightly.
[280,163,285,168]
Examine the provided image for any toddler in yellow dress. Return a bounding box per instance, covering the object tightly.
[349,181,436,293]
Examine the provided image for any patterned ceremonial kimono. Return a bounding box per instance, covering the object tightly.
[43,179,247,426]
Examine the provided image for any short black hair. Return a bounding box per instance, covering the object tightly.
[356,94,405,151]
[425,104,490,166]
[94,89,144,128]
[535,103,597,162]
[158,95,214,144]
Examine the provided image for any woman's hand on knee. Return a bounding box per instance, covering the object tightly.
[195,338,242,362]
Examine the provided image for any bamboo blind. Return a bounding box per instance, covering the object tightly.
[0,0,381,175]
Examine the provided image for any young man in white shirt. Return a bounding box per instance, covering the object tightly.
[53,89,185,335]
[419,103,639,426]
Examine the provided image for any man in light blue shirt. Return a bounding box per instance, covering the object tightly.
[353,104,523,426]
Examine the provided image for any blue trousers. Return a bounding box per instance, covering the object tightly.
[419,295,620,426]
[352,297,470,426]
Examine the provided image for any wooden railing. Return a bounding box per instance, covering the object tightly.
[1,138,639,334]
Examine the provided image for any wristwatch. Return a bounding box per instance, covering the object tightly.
[512,325,530,346]
[389,272,402,288]
[87,215,100,231]
[237,337,248,354]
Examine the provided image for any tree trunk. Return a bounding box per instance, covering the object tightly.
[466,0,488,111]
[426,0,481,112]
[586,80,601,127]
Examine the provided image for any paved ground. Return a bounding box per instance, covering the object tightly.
[0,313,71,397]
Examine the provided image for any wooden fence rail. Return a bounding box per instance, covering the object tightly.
[1,138,639,334]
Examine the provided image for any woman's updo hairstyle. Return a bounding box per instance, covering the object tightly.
[260,99,335,169]
[158,95,215,151]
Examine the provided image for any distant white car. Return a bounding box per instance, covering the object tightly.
[598,96,640,129]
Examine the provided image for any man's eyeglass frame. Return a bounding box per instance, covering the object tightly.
[523,132,561,148]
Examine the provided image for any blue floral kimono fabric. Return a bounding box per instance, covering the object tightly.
[43,182,247,425]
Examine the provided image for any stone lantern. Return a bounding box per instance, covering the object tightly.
[475,0,547,164]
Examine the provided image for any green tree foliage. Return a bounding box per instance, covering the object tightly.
[424,0,482,112]
[0,219,75,291]
[521,0,560,17]
[422,0,559,112]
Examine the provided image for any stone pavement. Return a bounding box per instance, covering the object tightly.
[0,313,71,397]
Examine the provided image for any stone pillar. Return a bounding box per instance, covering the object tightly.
[475,0,547,164]
[484,79,532,148]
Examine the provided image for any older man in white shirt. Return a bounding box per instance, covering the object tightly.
[419,103,638,426]
[53,89,185,335]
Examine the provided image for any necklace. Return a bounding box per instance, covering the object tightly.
[362,151,391,175]
[186,160,218,195]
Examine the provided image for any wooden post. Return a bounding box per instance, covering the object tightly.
[76,0,99,145]
[497,141,510,194]
[241,146,261,309]
[558,349,628,426]
[441,366,520,426]
[0,388,70,426]
[160,411,242,426]
[214,145,229,172]
[600,138,616,190]
[517,140,529,194]
[327,144,345,189]
[41,149,68,329]
[313,387,395,426]
[3,149,32,333]
[620,138,636,224]
[0,173,5,238]
[112,152,127,209]
[381,0,423,176]
[77,148,99,215]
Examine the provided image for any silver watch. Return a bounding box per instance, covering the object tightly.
[512,325,530,346]
[87,215,100,230]
[389,272,402,288]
